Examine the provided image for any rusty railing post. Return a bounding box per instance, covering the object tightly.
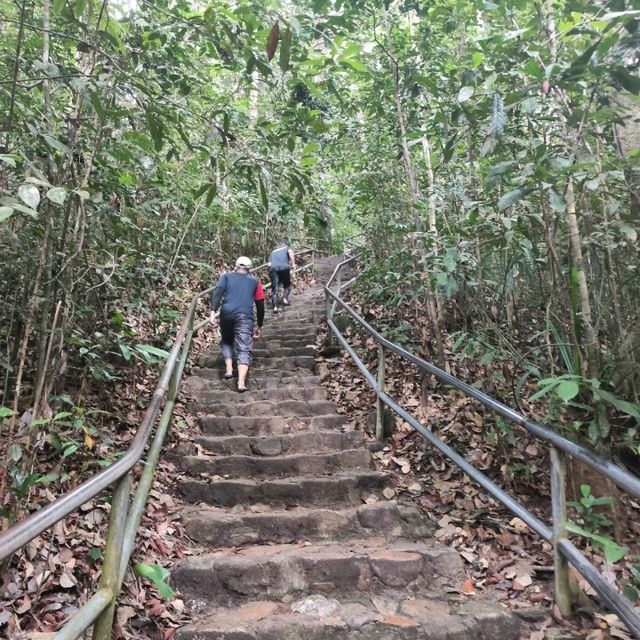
[551,445,572,618]
[376,344,386,441]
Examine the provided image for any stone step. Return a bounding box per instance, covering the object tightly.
[251,346,316,358]
[198,354,316,370]
[260,337,318,348]
[199,414,346,436]
[253,355,316,370]
[186,373,321,392]
[172,540,465,607]
[175,597,520,640]
[178,471,387,508]
[191,386,327,405]
[179,449,372,479]
[194,430,364,456]
[195,399,335,418]
[184,500,434,548]
[262,320,322,332]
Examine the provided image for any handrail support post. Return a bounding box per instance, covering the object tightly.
[92,473,132,640]
[376,345,386,441]
[325,290,335,347]
[551,446,572,618]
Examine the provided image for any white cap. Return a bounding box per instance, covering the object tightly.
[235,256,252,268]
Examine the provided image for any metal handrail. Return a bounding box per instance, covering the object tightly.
[0,250,315,640]
[324,254,640,639]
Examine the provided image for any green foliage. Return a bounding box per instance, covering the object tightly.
[568,484,615,533]
[133,562,175,600]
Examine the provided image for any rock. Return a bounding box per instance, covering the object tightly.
[292,594,340,617]
[514,606,550,622]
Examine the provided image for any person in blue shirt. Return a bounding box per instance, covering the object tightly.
[210,256,265,392]
[267,241,296,313]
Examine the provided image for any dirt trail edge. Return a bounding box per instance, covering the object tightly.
[171,256,521,640]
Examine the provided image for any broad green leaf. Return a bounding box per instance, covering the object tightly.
[0,154,19,167]
[498,187,532,210]
[135,344,170,359]
[610,68,640,95]
[258,176,268,211]
[458,86,475,103]
[524,59,544,80]
[278,28,292,71]
[443,248,458,272]
[194,182,212,199]
[25,176,50,187]
[18,184,40,209]
[46,187,67,205]
[566,522,626,563]
[343,58,368,73]
[555,380,580,401]
[0,198,38,218]
[7,444,22,462]
[595,389,640,419]
[471,52,484,68]
[119,344,133,362]
[146,112,163,152]
[73,0,87,18]
[0,407,15,418]
[0,207,15,223]
[549,189,566,213]
[133,563,175,599]
[43,134,72,156]
[205,184,217,206]
[53,0,65,13]
[528,382,557,403]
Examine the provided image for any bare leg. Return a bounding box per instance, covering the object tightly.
[224,358,233,377]
[237,364,249,389]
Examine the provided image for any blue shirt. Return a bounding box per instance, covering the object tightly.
[211,272,264,318]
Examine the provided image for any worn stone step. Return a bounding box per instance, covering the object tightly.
[262,322,322,333]
[191,368,320,385]
[199,414,346,436]
[260,337,317,348]
[194,430,364,456]
[199,354,316,370]
[172,540,464,606]
[178,471,387,508]
[175,597,520,640]
[191,386,327,405]
[253,355,316,369]
[179,449,372,479]
[251,346,316,358]
[185,373,321,393]
[196,399,335,418]
[184,500,434,548]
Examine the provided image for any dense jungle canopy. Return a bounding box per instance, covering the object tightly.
[1,0,640,552]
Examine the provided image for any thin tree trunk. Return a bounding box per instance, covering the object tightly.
[383,12,446,369]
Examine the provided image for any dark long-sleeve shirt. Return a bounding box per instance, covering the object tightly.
[211,272,265,327]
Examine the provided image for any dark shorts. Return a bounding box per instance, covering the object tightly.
[220,313,254,366]
[270,268,291,291]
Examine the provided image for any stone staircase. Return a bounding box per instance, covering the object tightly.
[171,257,521,639]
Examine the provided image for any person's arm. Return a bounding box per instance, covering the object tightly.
[288,248,296,270]
[210,274,227,323]
[254,281,265,334]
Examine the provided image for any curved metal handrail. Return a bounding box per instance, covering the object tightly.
[0,249,315,640]
[324,255,640,639]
